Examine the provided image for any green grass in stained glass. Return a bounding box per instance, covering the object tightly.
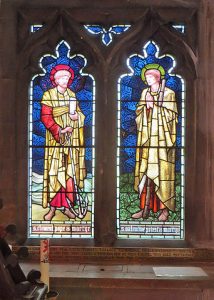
[119,173,181,222]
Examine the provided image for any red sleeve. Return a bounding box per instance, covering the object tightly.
[41,104,61,143]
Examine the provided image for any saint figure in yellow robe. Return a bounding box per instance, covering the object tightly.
[132,65,178,221]
[41,64,86,221]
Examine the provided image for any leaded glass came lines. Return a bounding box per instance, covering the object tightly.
[28,41,95,238]
[84,25,131,46]
[117,41,185,239]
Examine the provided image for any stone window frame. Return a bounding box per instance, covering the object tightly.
[14,3,198,247]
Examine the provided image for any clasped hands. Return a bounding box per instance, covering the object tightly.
[146,92,154,109]
[145,92,162,108]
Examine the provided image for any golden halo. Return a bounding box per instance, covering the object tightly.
[141,63,165,83]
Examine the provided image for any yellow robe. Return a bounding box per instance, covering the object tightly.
[41,87,86,208]
[134,87,178,211]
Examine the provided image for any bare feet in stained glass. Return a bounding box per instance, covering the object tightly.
[158,208,169,221]
[44,207,56,221]
[63,208,76,219]
[132,210,144,219]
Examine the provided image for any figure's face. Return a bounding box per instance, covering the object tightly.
[55,75,70,88]
[145,73,160,86]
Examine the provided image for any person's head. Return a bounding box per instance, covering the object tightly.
[54,70,72,88]
[141,64,165,86]
[50,64,74,88]
[145,69,161,86]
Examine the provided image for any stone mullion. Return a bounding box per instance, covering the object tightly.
[194,0,214,244]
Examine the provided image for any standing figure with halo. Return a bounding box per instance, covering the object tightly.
[132,64,178,222]
[41,64,86,221]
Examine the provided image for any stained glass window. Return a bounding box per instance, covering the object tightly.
[28,40,95,238]
[117,41,185,239]
[30,24,44,33]
[172,24,186,34]
[84,25,131,46]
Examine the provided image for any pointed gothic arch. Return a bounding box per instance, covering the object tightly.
[11,2,205,250]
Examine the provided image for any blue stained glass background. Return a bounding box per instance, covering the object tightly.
[120,41,184,174]
[33,121,46,137]
[111,25,130,34]
[102,33,112,46]
[32,159,45,174]
[31,41,94,175]
[33,85,44,101]
[32,134,45,147]
[31,25,43,33]
[84,25,131,46]
[84,25,103,34]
